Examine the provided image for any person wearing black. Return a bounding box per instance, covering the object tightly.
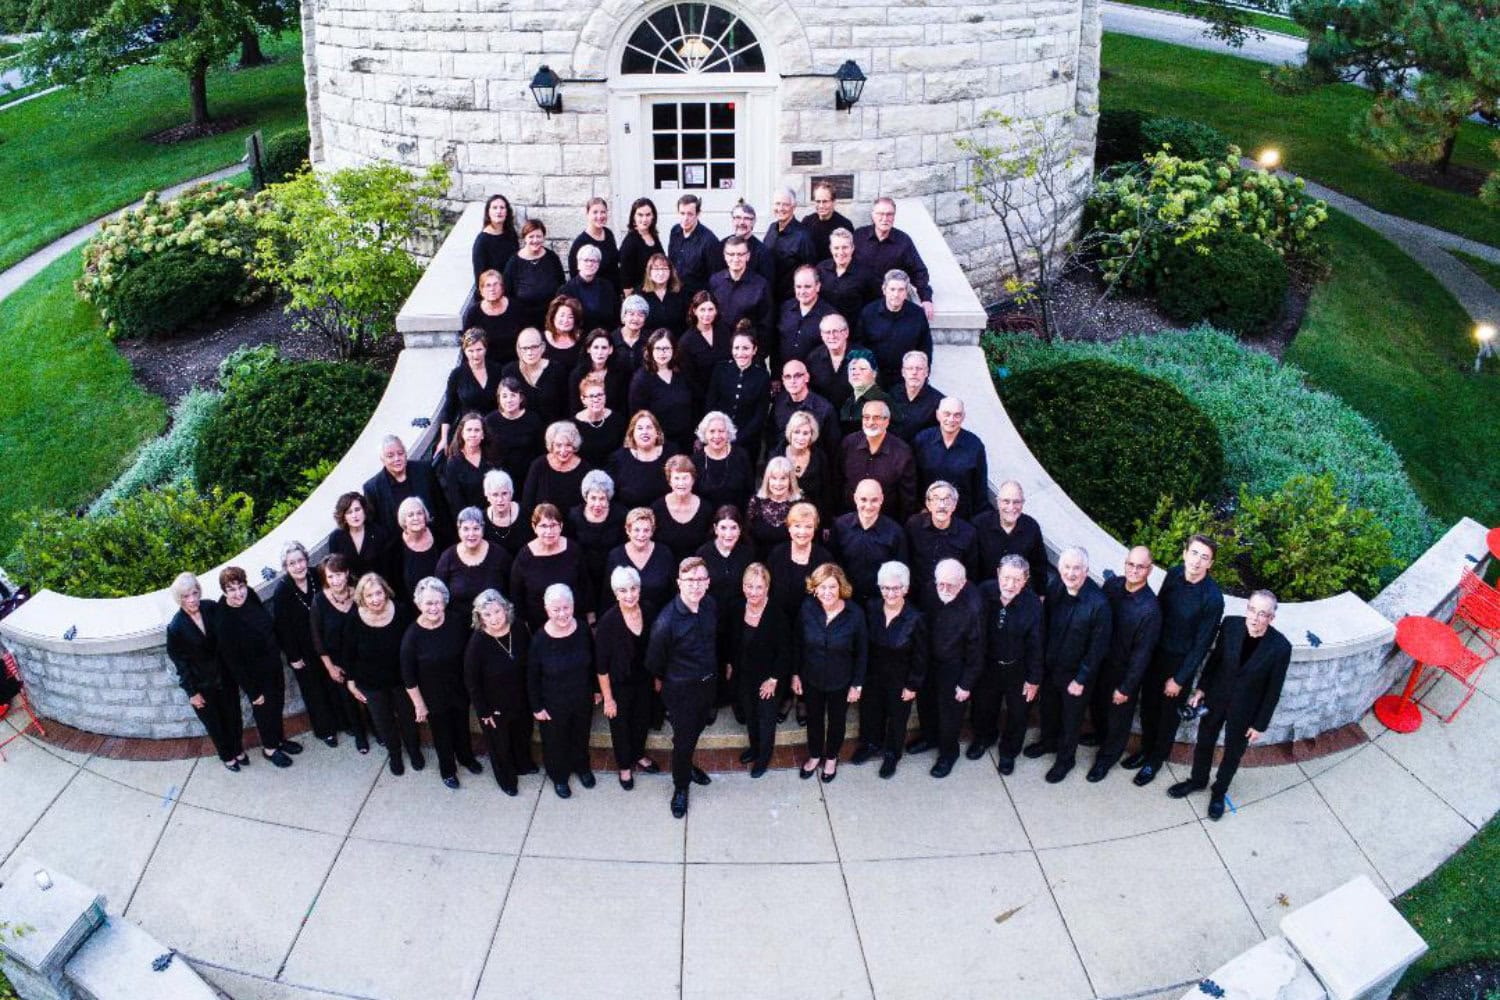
[596,567,660,789]
[566,198,622,288]
[604,507,677,614]
[668,194,719,298]
[905,481,980,589]
[464,270,523,366]
[1126,535,1226,787]
[807,312,854,412]
[707,237,773,343]
[860,270,934,391]
[614,296,652,370]
[482,470,533,560]
[510,503,593,631]
[974,481,1049,597]
[609,411,676,510]
[1026,547,1113,784]
[435,507,513,625]
[891,352,944,444]
[765,502,832,623]
[473,194,520,280]
[572,372,627,468]
[272,542,341,747]
[803,182,855,263]
[502,219,566,331]
[542,297,584,374]
[326,491,388,582]
[215,567,300,767]
[528,583,597,798]
[364,435,447,545]
[854,561,928,778]
[770,411,832,521]
[344,573,421,773]
[464,590,534,796]
[484,378,547,490]
[913,398,990,520]
[571,334,631,418]
[793,563,867,783]
[638,255,688,335]
[776,265,837,372]
[503,328,568,426]
[830,479,907,603]
[1168,591,1291,820]
[629,329,696,453]
[402,577,484,789]
[725,562,789,777]
[441,330,503,457]
[646,556,719,818]
[837,351,894,440]
[310,554,368,752]
[853,198,934,312]
[839,399,918,522]
[769,359,840,463]
[569,470,627,599]
[559,244,619,335]
[691,411,755,512]
[717,203,776,285]
[394,497,444,604]
[520,421,591,514]
[618,197,662,294]
[652,455,715,564]
[818,229,880,339]
[971,556,1045,773]
[919,560,985,778]
[166,572,246,771]
[443,412,492,516]
[678,292,732,404]
[763,188,817,302]
[697,506,755,711]
[1085,546,1163,782]
[705,328,772,453]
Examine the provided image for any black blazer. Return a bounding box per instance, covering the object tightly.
[166,601,230,698]
[363,463,447,542]
[1197,619,1291,732]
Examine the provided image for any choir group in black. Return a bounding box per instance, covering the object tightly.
[164,187,1291,820]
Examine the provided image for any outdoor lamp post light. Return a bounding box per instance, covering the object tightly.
[834,60,866,113]
[530,65,562,117]
[1475,323,1496,373]
[1257,148,1281,170]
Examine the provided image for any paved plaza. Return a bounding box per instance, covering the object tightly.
[1,663,1496,1000]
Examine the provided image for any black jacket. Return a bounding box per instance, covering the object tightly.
[1043,577,1112,687]
[864,599,928,691]
[216,593,284,701]
[973,511,1048,597]
[723,598,792,688]
[1101,577,1163,697]
[980,581,1044,686]
[1155,567,1227,686]
[366,460,447,543]
[926,584,985,690]
[794,597,868,691]
[1197,619,1291,731]
[166,601,230,698]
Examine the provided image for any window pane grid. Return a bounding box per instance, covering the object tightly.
[651,100,735,192]
[622,2,765,75]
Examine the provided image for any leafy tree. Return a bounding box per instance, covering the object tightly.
[1140,0,1290,48]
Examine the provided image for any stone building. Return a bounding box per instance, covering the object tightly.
[299,0,1102,296]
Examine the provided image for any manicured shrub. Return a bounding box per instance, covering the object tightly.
[106,245,247,339]
[6,483,257,598]
[999,360,1225,538]
[261,126,311,185]
[1139,115,1232,162]
[260,458,338,530]
[1155,229,1289,335]
[1095,108,1150,167]
[1237,474,1394,600]
[1129,495,1244,591]
[194,358,387,515]
[89,388,221,515]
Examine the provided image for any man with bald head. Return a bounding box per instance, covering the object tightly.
[839,397,917,521]
[1084,546,1162,782]
[768,358,839,458]
[830,479,908,603]
[1027,546,1112,783]
[913,396,989,520]
[974,480,1048,596]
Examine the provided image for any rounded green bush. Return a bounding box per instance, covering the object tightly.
[1000,360,1225,538]
[1156,230,1289,336]
[108,244,246,339]
[262,126,311,184]
[1139,115,1232,161]
[194,359,387,515]
[1095,108,1150,167]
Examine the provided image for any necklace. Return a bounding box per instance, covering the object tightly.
[491,631,514,656]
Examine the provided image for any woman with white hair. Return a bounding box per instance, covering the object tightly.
[166,571,246,771]
[272,541,342,747]
[464,590,535,796]
[857,560,928,778]
[691,409,755,511]
[393,495,442,600]
[435,506,513,625]
[611,294,651,369]
[402,576,484,789]
[527,583,596,798]
[481,468,531,559]
[594,566,660,789]
[568,469,626,601]
[520,419,591,514]
[560,238,619,333]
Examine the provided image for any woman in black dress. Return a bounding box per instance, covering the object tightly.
[272,541,341,747]
[613,295,650,370]
[570,330,631,416]
[607,410,674,510]
[528,583,596,799]
[504,326,568,425]
[440,329,502,456]
[509,503,591,631]
[464,589,534,796]
[394,496,442,601]
[166,571,246,771]
[472,193,519,280]
[859,560,928,778]
[435,506,513,625]
[502,219,566,330]
[463,269,522,366]
[520,420,590,513]
[443,412,492,516]
[604,506,676,616]
[628,329,695,452]
[652,455,714,564]
[573,370,627,465]
[543,295,583,373]
[326,491,387,581]
[217,566,302,768]
[310,553,368,752]
[560,242,619,334]
[595,565,660,789]
[691,410,755,512]
[342,573,421,774]
[638,253,687,334]
[481,469,531,559]
[793,563,867,783]
[483,378,546,488]
[403,576,484,789]
[568,469,625,597]
[617,196,661,296]
[705,326,772,452]
[726,563,790,777]
[746,456,805,559]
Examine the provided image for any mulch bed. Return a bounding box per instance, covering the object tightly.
[1391,161,1489,198]
[1398,960,1500,1000]
[145,116,247,145]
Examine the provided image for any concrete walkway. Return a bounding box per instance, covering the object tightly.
[2,665,1494,1000]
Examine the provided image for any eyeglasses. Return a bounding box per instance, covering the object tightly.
[679,575,710,584]
[1124,561,1151,570]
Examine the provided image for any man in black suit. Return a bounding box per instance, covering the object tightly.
[363,435,447,542]
[1026,546,1112,784]
[1168,590,1291,820]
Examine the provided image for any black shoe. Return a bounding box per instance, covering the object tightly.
[850,743,877,765]
[1121,752,1147,770]
[1167,779,1206,799]
[279,740,304,756]
[1132,765,1158,787]
[499,783,519,797]
[355,735,370,754]
[905,738,935,755]
[464,760,484,776]
[636,759,661,775]
[1086,762,1111,783]
[1078,733,1102,748]
[738,748,756,765]
[1045,760,1074,784]
[964,742,989,761]
[879,754,898,779]
[443,776,461,790]
[670,788,689,819]
[821,763,838,784]
[521,762,541,775]
[389,755,405,776]
[776,703,790,723]
[996,756,1015,776]
[930,757,954,779]
[409,752,426,772]
[800,760,820,780]
[321,735,339,749]
[1023,741,1054,760]
[223,759,241,773]
[1207,794,1226,820]
[554,781,571,799]
[690,766,711,786]
[235,753,250,766]
[578,771,597,789]
[265,749,293,768]
[749,763,768,779]
[372,733,386,748]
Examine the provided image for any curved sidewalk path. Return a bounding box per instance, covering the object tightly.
[2,667,1494,1000]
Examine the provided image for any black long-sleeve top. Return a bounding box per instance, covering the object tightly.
[464,622,531,721]
[326,525,389,582]
[723,597,791,688]
[669,222,721,296]
[520,456,592,515]
[905,513,980,590]
[501,250,566,330]
[838,384,896,440]
[166,602,228,698]
[691,447,755,512]
[776,299,837,371]
[1044,577,1113,687]
[395,538,443,604]
[574,409,628,467]
[400,617,469,713]
[859,299,933,389]
[651,497,714,564]
[973,511,1049,597]
[443,451,492,518]
[473,229,519,281]
[744,496,794,559]
[705,360,771,450]
[864,599,928,691]
[768,389,840,461]
[444,362,503,429]
[482,409,546,489]
[594,604,652,688]
[272,575,319,667]
[815,260,880,337]
[763,217,817,301]
[628,369,696,452]
[643,289,687,335]
[768,443,832,520]
[891,382,944,443]
[851,225,933,303]
[696,539,755,621]
[462,301,522,367]
[765,542,833,621]
[1101,577,1163,697]
[830,513,908,602]
[341,606,410,691]
[618,230,662,293]
[435,543,514,622]
[527,623,594,713]
[707,269,773,343]
[500,360,568,425]
[568,357,632,416]
[567,228,621,287]
[646,594,719,684]
[715,233,775,284]
[1155,566,1227,686]
[483,509,533,561]
[839,432,917,522]
[806,344,852,411]
[543,333,582,376]
[309,592,354,670]
[603,542,676,617]
[927,583,986,691]
[801,209,854,263]
[606,446,675,510]
[559,275,620,337]
[912,428,991,520]
[676,327,732,404]
[510,541,592,631]
[980,581,1044,686]
[568,503,627,600]
[794,597,868,691]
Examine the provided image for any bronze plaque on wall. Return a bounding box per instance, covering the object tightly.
[791,150,823,166]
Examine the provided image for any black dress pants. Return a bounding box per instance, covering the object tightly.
[804,685,850,760]
[859,669,913,757]
[1088,665,1136,765]
[332,678,370,742]
[936,681,966,763]
[609,677,653,770]
[1137,658,1185,768]
[193,684,245,762]
[247,670,285,752]
[914,671,940,744]
[980,661,1032,760]
[1191,704,1252,797]
[366,686,421,763]
[663,679,713,790]
[291,663,341,740]
[1038,676,1088,767]
[541,705,592,784]
[429,704,479,779]
[737,675,781,767]
[481,713,531,791]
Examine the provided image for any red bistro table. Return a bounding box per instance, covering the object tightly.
[1487,525,1500,562]
[1374,616,1467,733]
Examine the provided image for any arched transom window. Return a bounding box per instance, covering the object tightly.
[621,3,765,75]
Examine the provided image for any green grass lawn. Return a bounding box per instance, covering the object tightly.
[1101,33,1500,248]
[1451,250,1500,294]
[1286,209,1499,528]
[1396,815,1498,990]
[0,253,165,556]
[0,32,306,271]
[1106,0,1308,38]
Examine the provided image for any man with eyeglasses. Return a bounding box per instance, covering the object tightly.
[802,180,854,263]
[708,235,773,342]
[768,359,839,458]
[830,479,908,603]
[716,201,775,284]
[839,398,917,522]
[1026,546,1112,784]
[1082,546,1162,782]
[912,397,989,520]
[1168,590,1289,820]
[853,197,934,320]
[646,556,720,818]
[922,559,985,778]
[972,555,1044,772]
[974,480,1048,597]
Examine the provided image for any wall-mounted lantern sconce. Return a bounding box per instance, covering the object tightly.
[530,65,562,117]
[834,60,866,113]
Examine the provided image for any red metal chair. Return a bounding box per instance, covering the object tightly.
[1412,637,1490,725]
[0,647,46,761]
[1449,567,1500,659]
